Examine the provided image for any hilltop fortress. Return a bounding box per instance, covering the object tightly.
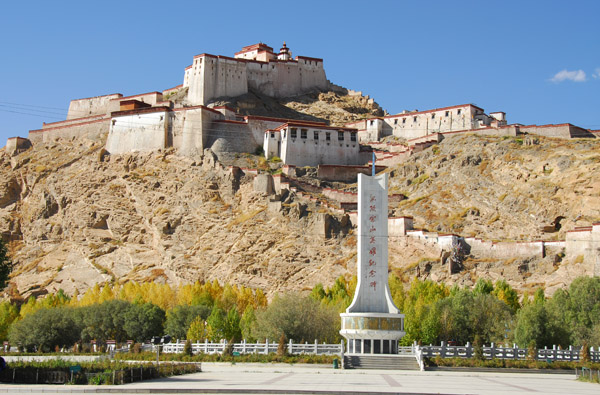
[18,41,598,167]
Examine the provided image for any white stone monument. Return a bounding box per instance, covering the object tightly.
[340,173,405,354]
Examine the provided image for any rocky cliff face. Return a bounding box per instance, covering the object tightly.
[1,87,599,299]
[2,133,598,299]
[0,141,356,298]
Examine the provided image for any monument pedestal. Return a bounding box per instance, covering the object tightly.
[340,312,405,354]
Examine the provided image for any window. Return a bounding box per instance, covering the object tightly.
[270,133,275,138]
[314,131,319,140]
[402,118,406,124]
[431,113,436,119]
[325,132,331,141]
[370,120,374,126]
[301,129,307,139]
[350,133,357,142]
[394,119,398,125]
[413,116,417,122]
[338,131,344,141]
[290,128,297,139]
[445,111,449,117]
[457,109,462,115]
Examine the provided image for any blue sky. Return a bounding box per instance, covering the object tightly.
[1,0,599,144]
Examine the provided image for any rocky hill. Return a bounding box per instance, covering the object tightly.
[1,89,599,300]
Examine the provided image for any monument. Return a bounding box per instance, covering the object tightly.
[340,172,405,355]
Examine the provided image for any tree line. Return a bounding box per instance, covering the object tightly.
[0,274,598,353]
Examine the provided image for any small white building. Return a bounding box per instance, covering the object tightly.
[263,121,361,167]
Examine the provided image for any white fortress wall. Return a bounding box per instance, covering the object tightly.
[247,61,278,96]
[297,57,328,91]
[105,108,169,154]
[566,225,600,267]
[67,94,122,120]
[187,56,248,105]
[270,62,302,98]
[29,119,110,143]
[280,127,360,167]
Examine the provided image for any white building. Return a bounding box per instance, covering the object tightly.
[350,104,507,142]
[183,42,329,105]
[263,121,361,167]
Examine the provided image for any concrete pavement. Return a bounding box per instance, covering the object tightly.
[0,362,597,394]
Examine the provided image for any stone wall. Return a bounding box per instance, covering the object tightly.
[67,94,122,120]
[29,118,110,143]
[5,137,31,154]
[566,224,600,275]
[105,108,170,154]
[209,120,259,154]
[518,124,596,139]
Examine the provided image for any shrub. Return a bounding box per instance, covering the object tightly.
[183,339,193,356]
[277,333,287,357]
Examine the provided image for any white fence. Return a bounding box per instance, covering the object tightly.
[161,339,343,355]
[418,342,600,362]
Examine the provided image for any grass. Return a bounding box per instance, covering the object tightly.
[487,213,500,225]
[410,173,429,186]
[115,351,335,364]
[226,207,266,230]
[427,356,600,370]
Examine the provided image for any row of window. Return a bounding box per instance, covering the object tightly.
[286,128,357,142]
[383,109,465,126]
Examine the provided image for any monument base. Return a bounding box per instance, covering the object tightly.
[340,312,405,355]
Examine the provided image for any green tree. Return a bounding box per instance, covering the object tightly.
[165,304,210,340]
[80,300,132,343]
[401,279,448,345]
[206,307,226,341]
[492,280,520,312]
[513,302,549,348]
[186,316,207,341]
[473,278,493,296]
[223,307,242,342]
[0,239,13,291]
[470,293,512,344]
[565,276,600,345]
[123,302,165,342]
[9,307,81,352]
[253,293,339,343]
[240,305,257,342]
[0,301,19,341]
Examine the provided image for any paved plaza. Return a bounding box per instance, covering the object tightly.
[0,363,598,395]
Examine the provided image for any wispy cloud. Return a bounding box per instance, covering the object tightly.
[551,69,587,83]
[593,68,600,79]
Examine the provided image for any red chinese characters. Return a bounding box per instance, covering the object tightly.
[366,193,379,291]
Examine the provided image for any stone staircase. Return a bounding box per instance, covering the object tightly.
[343,355,420,370]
